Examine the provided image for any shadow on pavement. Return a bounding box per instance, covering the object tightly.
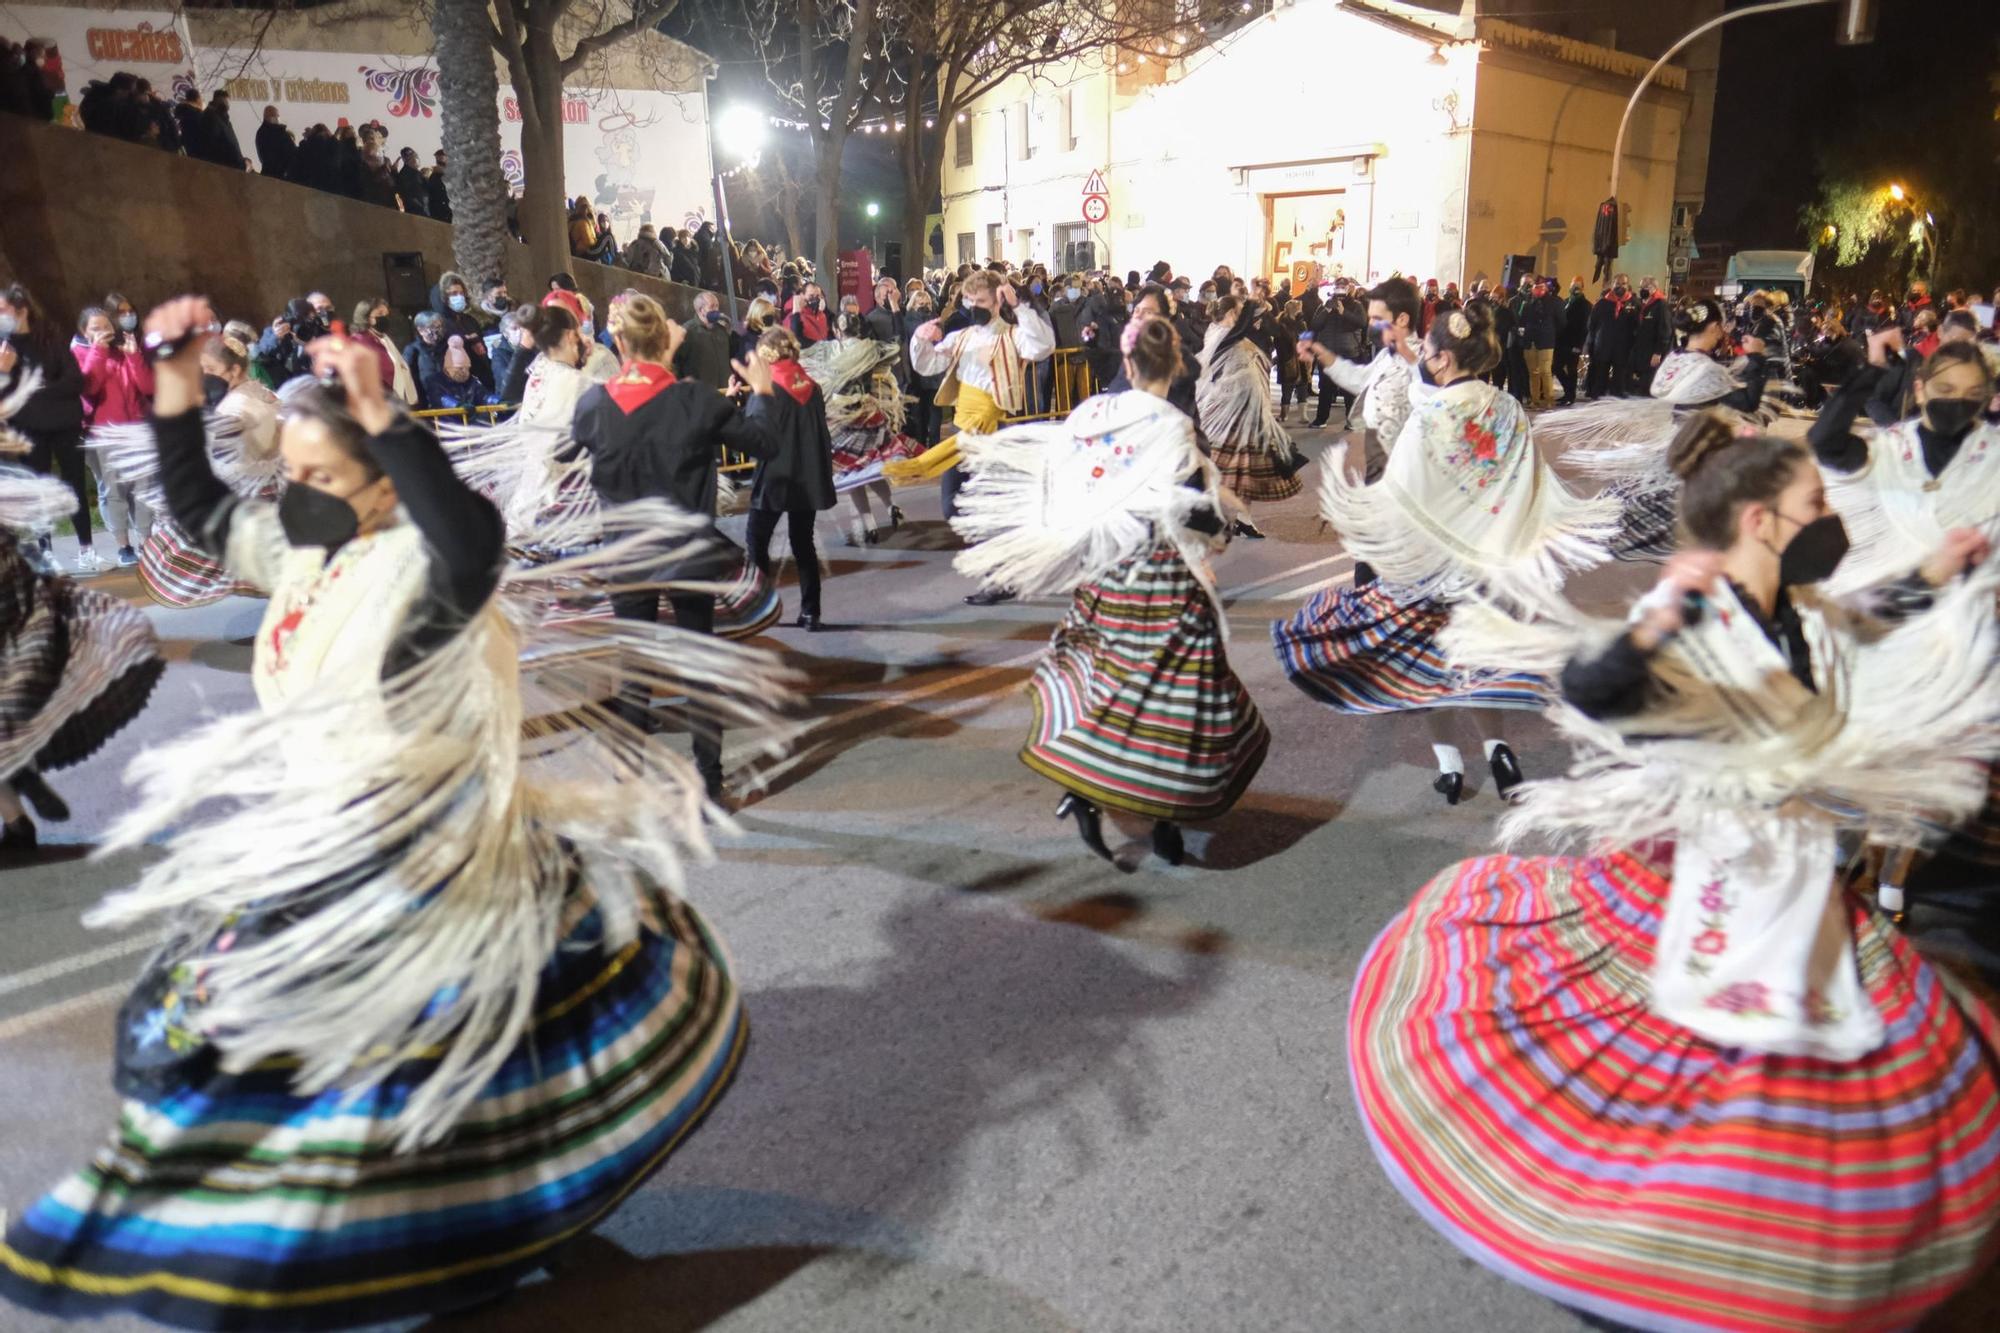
[1190,792,1345,872]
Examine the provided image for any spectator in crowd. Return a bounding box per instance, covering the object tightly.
[357,132,399,209]
[673,290,733,390]
[330,123,364,198]
[1628,274,1672,395]
[787,281,830,347]
[422,336,492,410]
[131,79,179,152]
[73,299,154,564]
[255,105,295,178]
[1556,277,1590,406]
[392,147,429,216]
[1586,276,1635,399]
[403,311,448,407]
[172,88,208,161]
[253,309,310,385]
[302,292,336,329]
[568,197,605,261]
[286,123,333,193]
[220,320,272,388]
[479,278,512,321]
[201,88,246,169]
[668,229,700,286]
[352,298,417,404]
[0,282,98,574]
[429,271,494,389]
[0,38,57,121]
[426,150,451,221]
[622,223,671,278]
[595,212,620,260]
[833,293,866,340]
[864,275,905,351]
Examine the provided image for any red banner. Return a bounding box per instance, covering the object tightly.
[838,248,875,315]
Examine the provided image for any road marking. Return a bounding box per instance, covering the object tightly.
[1221,551,1353,603]
[0,935,153,1000]
[0,981,126,1043]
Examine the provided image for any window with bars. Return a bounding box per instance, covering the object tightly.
[954,119,972,167]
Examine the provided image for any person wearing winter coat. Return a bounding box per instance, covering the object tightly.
[1585,278,1636,399]
[75,303,156,561]
[1627,277,1674,396]
[1556,278,1591,406]
[0,283,99,573]
[254,106,295,179]
[393,148,429,217]
[621,225,672,278]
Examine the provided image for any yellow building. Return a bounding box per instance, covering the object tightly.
[940,0,1706,291]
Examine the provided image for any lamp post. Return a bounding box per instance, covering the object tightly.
[708,103,767,321]
[865,199,880,260]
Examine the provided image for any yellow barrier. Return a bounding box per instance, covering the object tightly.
[411,404,516,427]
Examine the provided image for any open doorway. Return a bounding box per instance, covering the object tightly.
[1265,191,1354,285]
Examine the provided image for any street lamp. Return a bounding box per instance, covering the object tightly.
[1884,181,1940,283]
[864,199,880,260]
[1888,182,1905,202]
[707,103,768,320]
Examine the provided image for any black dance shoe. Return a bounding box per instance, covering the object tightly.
[890,505,906,529]
[1352,560,1378,588]
[1488,743,1525,803]
[795,612,823,632]
[1151,820,1186,867]
[10,769,69,822]
[1432,771,1464,806]
[0,816,36,860]
[1232,519,1266,540]
[1055,792,1120,867]
[964,587,1018,607]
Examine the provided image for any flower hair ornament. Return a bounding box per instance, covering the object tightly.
[1446,310,1472,339]
[1119,310,1155,357]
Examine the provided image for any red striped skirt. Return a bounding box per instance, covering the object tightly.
[1350,847,2000,1332]
[1021,543,1267,821]
[1272,581,1545,714]
[140,520,252,609]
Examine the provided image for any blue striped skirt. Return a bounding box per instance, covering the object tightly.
[1271,580,1546,715]
[0,896,743,1330]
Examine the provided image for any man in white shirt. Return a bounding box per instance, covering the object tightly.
[1304,276,1422,486]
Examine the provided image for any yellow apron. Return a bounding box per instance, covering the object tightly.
[885,384,1005,484]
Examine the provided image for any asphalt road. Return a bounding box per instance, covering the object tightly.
[2,409,1992,1333]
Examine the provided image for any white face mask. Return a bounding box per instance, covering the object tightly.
[1065,286,1080,301]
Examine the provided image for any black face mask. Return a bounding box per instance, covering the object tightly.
[1923,397,1982,438]
[279,480,366,550]
[705,311,727,326]
[1775,512,1849,587]
[969,306,993,325]
[805,298,822,312]
[1417,354,1442,387]
[201,374,230,408]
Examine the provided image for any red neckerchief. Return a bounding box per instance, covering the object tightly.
[606,360,675,413]
[769,358,815,405]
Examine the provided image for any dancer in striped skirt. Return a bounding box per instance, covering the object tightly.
[1197,297,1304,506]
[1276,302,1617,804]
[1538,298,1774,561]
[1353,414,2000,1333]
[91,332,283,609]
[0,301,792,1328]
[954,315,1266,869]
[798,335,920,546]
[0,378,164,857]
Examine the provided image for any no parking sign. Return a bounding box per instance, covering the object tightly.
[1081,168,1109,226]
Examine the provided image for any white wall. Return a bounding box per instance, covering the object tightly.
[941,4,1470,283]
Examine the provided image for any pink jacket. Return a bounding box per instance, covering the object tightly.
[76,338,156,426]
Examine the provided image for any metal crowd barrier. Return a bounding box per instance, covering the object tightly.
[411,404,516,427]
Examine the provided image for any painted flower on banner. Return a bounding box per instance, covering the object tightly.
[359,63,439,119]
[683,206,708,231]
[501,150,526,196]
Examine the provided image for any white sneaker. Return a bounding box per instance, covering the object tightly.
[71,547,111,575]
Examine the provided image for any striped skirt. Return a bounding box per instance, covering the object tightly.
[547,555,782,641]
[1021,542,1268,821]
[141,518,253,609]
[0,896,745,1331]
[1350,848,2000,1333]
[1209,439,1304,503]
[1606,474,1678,563]
[1271,580,1545,714]
[0,534,164,777]
[831,423,924,478]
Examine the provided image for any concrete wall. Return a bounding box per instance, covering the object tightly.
[0,114,703,339]
[1462,47,1683,288]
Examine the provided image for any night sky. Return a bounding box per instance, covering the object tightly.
[1699,0,1991,249]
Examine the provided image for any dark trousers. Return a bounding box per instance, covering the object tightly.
[1626,352,1658,399]
[1311,364,1355,425]
[906,385,936,448]
[745,506,822,618]
[27,433,92,548]
[1586,349,1626,398]
[1591,253,1614,284]
[940,463,967,521]
[1555,347,1580,403]
[609,588,722,787]
[1505,346,1530,401]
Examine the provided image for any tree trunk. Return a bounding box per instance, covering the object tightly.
[901,127,941,276]
[431,0,508,285]
[516,28,571,285]
[810,128,846,286]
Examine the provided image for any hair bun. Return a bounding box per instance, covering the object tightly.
[1666,409,1739,481]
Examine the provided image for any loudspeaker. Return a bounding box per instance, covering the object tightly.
[1063,239,1097,273]
[1500,253,1539,291]
[383,252,429,310]
[882,242,903,281]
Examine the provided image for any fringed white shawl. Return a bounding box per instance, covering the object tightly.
[950,389,1234,628]
[88,407,284,519]
[1443,567,2000,1057]
[802,337,911,437]
[0,464,75,533]
[87,498,796,1148]
[1195,327,1290,457]
[1542,350,1747,485]
[1822,418,2000,595]
[1319,378,1619,614]
[0,366,43,459]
